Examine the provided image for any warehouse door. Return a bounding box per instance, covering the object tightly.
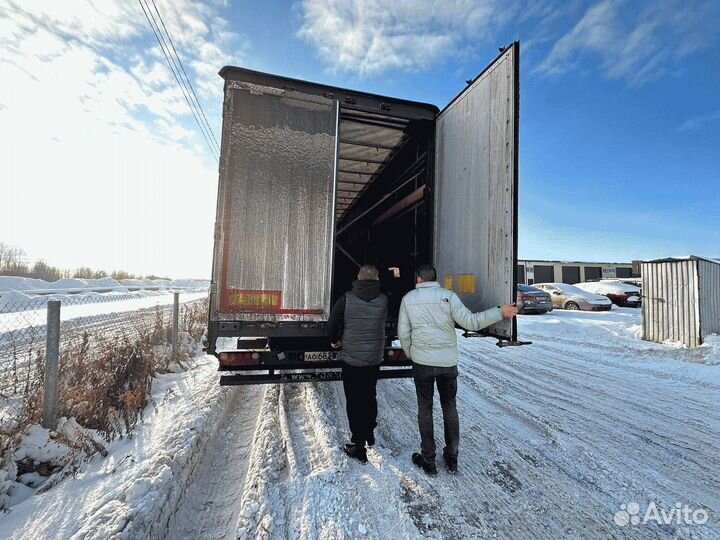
[562,266,581,284]
[534,265,554,283]
[584,266,601,281]
[616,268,632,278]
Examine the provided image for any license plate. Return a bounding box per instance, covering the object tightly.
[303,351,338,362]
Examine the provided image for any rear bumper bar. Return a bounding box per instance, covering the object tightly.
[220,367,413,385]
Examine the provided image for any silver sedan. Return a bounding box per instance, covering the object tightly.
[534,283,612,311]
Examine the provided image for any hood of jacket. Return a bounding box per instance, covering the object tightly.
[351,279,382,301]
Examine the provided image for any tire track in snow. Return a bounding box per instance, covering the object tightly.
[164,310,719,539]
[449,335,720,539]
[163,385,263,540]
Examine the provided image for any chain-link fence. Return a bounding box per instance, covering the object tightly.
[0,291,209,448]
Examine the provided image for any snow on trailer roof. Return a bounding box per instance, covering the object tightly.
[218,66,439,116]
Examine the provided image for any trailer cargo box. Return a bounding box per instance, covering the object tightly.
[208,43,520,384]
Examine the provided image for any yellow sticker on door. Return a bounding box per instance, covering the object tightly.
[457,274,476,294]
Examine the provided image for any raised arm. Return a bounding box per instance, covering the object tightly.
[449,293,503,332]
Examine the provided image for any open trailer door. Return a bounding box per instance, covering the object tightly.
[433,42,519,341]
[209,73,340,354]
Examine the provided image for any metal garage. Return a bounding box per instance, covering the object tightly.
[641,256,720,348]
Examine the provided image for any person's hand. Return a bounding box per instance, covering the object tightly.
[501,304,518,318]
[331,340,342,349]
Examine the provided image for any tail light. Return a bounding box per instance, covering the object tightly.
[386,348,408,363]
[219,351,261,367]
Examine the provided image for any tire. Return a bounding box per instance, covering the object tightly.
[565,301,580,310]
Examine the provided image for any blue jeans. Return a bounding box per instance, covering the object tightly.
[412,363,459,461]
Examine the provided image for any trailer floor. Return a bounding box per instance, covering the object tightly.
[163,309,720,539]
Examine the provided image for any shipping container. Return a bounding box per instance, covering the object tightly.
[208,43,520,384]
[641,256,720,348]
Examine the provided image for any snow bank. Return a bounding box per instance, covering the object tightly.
[0,277,209,315]
[2,419,108,508]
[0,275,209,295]
[0,277,49,292]
[0,356,231,540]
[701,334,720,365]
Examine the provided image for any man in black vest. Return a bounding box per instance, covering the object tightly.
[327,264,388,463]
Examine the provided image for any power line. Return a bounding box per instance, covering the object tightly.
[137,0,219,161]
[149,0,220,151]
[138,0,218,159]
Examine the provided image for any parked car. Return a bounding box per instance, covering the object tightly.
[516,284,553,314]
[574,280,641,307]
[534,283,613,311]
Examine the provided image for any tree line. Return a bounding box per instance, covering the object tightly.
[0,243,169,282]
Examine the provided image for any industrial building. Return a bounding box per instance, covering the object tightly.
[517,260,637,285]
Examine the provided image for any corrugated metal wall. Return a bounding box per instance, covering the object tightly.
[698,259,720,338]
[433,45,517,339]
[641,260,701,347]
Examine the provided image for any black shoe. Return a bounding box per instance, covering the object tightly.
[343,443,368,463]
[443,449,458,474]
[367,433,375,447]
[411,452,437,476]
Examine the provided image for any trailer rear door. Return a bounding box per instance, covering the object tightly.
[211,81,339,323]
[433,42,519,340]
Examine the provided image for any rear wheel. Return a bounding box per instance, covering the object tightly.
[565,301,580,310]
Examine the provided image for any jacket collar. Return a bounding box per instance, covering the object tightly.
[416,281,441,289]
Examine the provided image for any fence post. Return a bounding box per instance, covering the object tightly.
[42,300,61,429]
[171,292,179,362]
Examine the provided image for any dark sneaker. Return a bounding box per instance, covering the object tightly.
[343,443,368,463]
[411,452,438,476]
[443,449,458,474]
[367,433,375,447]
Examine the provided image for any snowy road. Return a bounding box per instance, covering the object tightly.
[163,309,719,540]
[3,309,718,539]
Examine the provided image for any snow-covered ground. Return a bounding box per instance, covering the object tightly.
[1,308,719,539]
[1,356,232,540]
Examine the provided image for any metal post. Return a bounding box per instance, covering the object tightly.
[171,292,179,362]
[42,301,61,429]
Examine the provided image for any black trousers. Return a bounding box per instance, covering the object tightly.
[412,363,459,461]
[341,364,380,446]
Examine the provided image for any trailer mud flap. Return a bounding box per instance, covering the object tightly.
[220,368,413,385]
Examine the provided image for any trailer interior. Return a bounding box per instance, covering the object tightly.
[331,103,437,319]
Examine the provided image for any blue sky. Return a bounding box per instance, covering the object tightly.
[1,0,718,277]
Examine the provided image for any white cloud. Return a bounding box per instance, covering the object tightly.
[296,0,519,76]
[677,109,720,133]
[0,0,247,277]
[537,0,720,86]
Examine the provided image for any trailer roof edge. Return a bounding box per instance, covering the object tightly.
[218,65,439,119]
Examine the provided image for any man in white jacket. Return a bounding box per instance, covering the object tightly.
[398,264,517,475]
